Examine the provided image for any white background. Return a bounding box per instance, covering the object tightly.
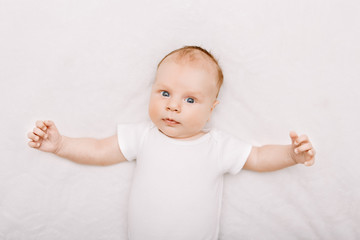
[1,0,359,239]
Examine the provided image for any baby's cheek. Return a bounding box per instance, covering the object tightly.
[148,104,158,122]
[148,98,159,115]
[192,109,211,126]
[202,106,214,120]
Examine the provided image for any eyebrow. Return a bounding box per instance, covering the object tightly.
[185,90,204,98]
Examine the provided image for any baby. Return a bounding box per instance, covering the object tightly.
[28,46,316,240]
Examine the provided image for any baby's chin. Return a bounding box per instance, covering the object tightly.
[157,126,205,140]
[157,126,184,139]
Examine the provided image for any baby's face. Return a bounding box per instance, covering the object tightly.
[149,57,219,140]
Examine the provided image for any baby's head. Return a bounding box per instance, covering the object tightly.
[149,46,223,140]
[157,46,224,94]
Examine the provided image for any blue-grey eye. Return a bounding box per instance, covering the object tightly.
[161,91,170,97]
[185,97,195,103]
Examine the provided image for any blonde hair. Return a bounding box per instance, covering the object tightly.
[157,46,224,92]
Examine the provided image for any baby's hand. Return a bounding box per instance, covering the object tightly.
[289,132,316,166]
[27,120,63,153]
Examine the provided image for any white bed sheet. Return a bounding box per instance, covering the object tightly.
[1,0,359,239]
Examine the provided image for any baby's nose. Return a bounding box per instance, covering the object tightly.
[166,100,181,112]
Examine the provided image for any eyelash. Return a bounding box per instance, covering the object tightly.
[160,91,196,104]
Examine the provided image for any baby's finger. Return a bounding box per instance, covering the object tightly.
[289,131,298,145]
[44,120,55,128]
[36,120,47,131]
[295,134,310,145]
[28,141,41,148]
[307,149,316,157]
[305,149,315,161]
[33,127,46,138]
[304,158,315,166]
[28,132,40,141]
[294,143,313,154]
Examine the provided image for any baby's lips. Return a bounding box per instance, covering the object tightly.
[165,118,180,123]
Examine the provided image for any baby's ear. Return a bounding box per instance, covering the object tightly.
[211,100,219,111]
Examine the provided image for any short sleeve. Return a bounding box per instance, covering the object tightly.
[215,130,253,175]
[117,122,151,161]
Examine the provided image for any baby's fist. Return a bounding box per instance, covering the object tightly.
[289,131,316,166]
[27,120,62,153]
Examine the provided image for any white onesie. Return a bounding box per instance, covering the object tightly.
[117,122,252,240]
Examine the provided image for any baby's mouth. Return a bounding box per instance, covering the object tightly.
[163,118,180,125]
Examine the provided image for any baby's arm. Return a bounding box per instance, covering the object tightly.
[244,132,316,172]
[27,120,126,166]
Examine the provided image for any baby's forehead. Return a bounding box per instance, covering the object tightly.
[159,52,218,82]
[155,56,219,98]
[157,58,217,85]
